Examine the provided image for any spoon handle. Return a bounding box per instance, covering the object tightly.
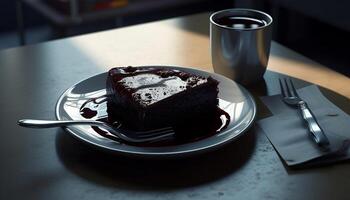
[18,119,103,128]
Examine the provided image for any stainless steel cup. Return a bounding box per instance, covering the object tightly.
[210,9,273,85]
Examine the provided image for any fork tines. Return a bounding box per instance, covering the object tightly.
[279,78,299,98]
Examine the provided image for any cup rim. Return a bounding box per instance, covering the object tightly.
[210,8,273,31]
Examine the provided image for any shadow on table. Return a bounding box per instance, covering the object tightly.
[55,128,256,190]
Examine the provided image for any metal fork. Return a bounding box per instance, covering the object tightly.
[279,78,330,147]
[18,119,174,143]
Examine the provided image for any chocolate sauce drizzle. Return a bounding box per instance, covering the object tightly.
[80,107,97,119]
[79,95,108,118]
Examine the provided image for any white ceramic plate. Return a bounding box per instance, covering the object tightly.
[56,66,256,157]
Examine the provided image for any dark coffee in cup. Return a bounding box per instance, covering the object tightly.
[214,16,267,29]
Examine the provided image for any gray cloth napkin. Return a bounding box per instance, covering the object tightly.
[258,85,350,167]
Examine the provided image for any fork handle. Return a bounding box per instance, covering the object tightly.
[298,102,330,146]
[18,119,104,128]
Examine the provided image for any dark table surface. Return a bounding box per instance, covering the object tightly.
[1,13,350,200]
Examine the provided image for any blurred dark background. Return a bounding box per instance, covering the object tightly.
[0,0,349,76]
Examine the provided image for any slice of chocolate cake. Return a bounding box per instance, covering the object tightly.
[106,66,219,131]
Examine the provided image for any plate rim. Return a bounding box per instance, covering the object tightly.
[55,66,257,157]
